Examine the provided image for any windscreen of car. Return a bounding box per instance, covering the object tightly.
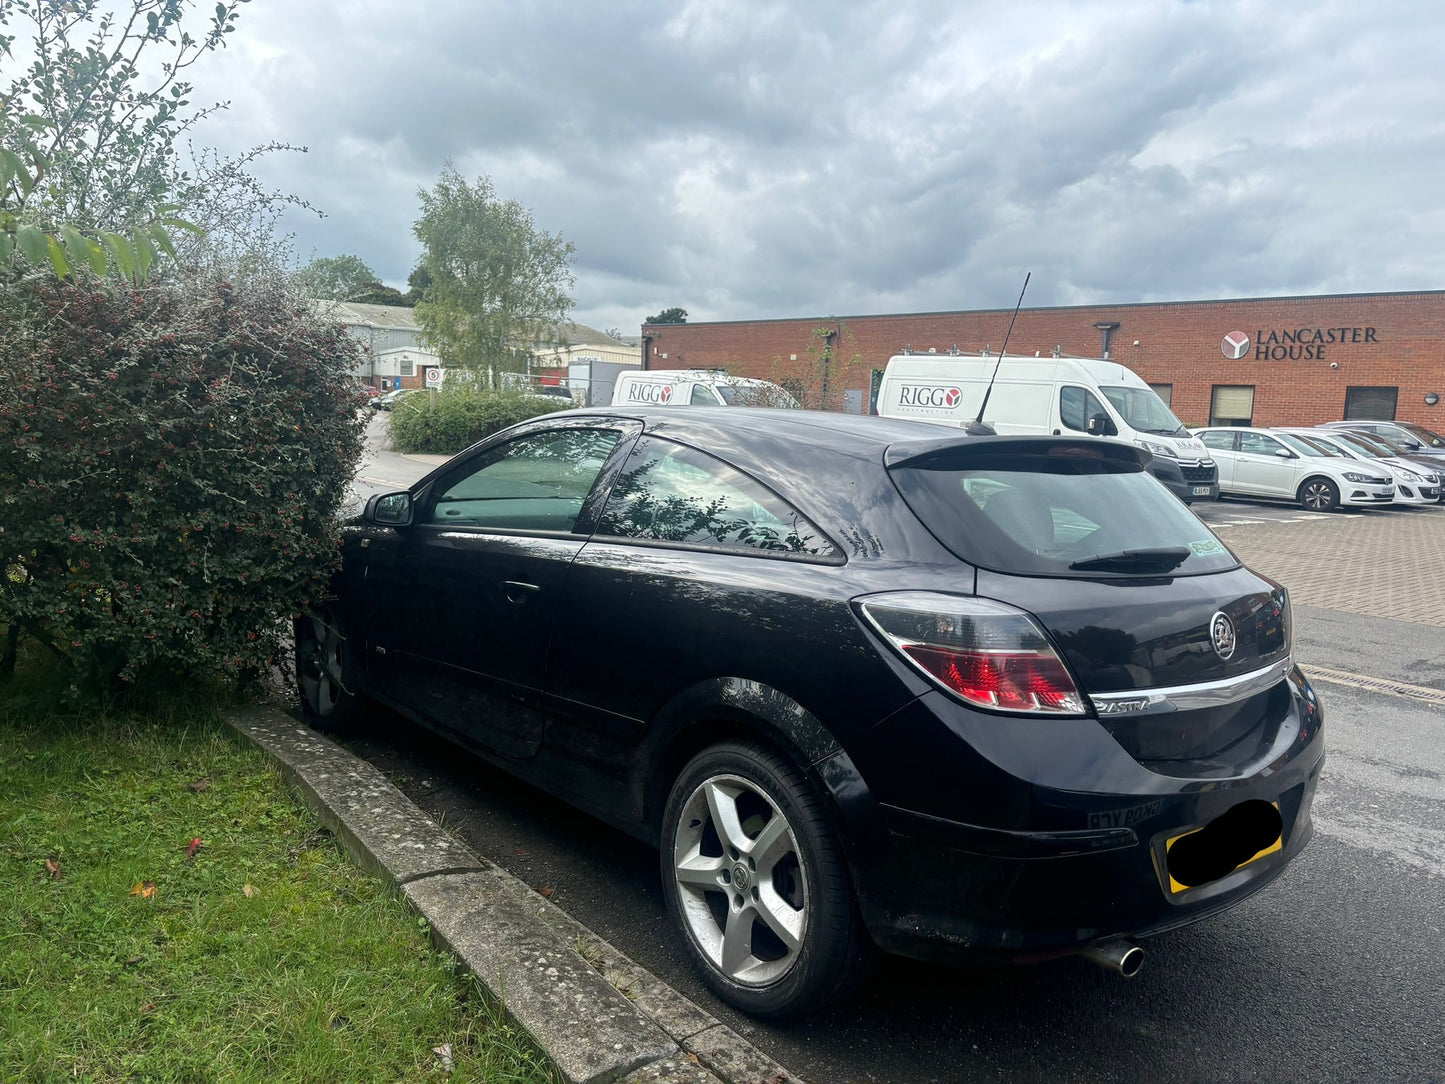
[715,383,802,409]
[891,454,1238,577]
[1330,432,1392,458]
[1099,386,1185,435]
[1277,433,1344,457]
[1396,423,1445,449]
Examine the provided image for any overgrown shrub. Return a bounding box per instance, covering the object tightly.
[0,273,366,695]
[387,384,563,455]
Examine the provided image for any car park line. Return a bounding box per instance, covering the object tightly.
[1299,664,1445,708]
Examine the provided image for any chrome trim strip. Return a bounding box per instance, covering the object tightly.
[1088,657,1293,718]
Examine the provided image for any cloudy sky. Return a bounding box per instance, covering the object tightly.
[186,0,1445,332]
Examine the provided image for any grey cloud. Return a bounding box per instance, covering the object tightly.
[183,0,1445,329]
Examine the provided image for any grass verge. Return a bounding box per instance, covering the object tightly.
[0,688,561,1083]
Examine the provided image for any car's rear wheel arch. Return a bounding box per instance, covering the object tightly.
[639,678,843,844]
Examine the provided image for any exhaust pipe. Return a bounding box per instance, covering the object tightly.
[1080,939,1145,978]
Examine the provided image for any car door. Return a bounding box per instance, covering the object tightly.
[361,420,639,759]
[538,434,845,806]
[1198,430,1239,490]
[1233,432,1297,497]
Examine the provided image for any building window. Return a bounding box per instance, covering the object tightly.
[1149,383,1173,407]
[400,357,415,377]
[1210,385,1255,427]
[1343,386,1398,421]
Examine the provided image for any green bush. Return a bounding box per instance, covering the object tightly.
[387,384,564,455]
[0,274,366,695]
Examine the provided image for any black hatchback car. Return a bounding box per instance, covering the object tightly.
[297,408,1324,1018]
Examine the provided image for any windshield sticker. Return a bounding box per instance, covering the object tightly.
[1189,538,1227,557]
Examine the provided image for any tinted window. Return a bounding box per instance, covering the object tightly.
[891,453,1237,577]
[1277,433,1343,457]
[1238,432,1283,456]
[1060,387,1108,432]
[426,428,621,532]
[1199,431,1236,451]
[595,437,836,556]
[1390,423,1445,449]
[691,384,721,405]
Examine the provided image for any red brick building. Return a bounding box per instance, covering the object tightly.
[639,290,1445,428]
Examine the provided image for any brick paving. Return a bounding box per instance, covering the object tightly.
[1213,507,1445,627]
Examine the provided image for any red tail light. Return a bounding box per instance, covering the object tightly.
[856,592,1087,716]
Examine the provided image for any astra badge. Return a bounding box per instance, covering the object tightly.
[1210,611,1237,660]
[1222,331,1250,360]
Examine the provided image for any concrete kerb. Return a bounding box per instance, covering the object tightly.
[223,705,802,1084]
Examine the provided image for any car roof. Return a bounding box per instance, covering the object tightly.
[566,406,973,449]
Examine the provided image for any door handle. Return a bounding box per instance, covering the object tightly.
[502,580,542,604]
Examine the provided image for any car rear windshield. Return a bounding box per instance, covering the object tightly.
[891,453,1239,577]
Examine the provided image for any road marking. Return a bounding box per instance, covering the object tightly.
[1300,665,1445,707]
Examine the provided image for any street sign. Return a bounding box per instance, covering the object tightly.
[424,367,444,388]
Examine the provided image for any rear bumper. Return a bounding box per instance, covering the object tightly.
[820,669,1324,963]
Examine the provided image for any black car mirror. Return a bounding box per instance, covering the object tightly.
[366,491,414,526]
[1087,412,1117,437]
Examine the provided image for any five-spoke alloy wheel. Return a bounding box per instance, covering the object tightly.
[295,607,363,733]
[661,741,870,1018]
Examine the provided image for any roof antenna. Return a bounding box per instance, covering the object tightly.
[967,272,1031,436]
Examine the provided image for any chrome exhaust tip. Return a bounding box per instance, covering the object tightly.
[1080,939,1145,978]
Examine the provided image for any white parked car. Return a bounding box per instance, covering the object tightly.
[1192,426,1395,512]
[1282,428,1442,505]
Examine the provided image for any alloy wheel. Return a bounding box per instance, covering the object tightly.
[298,614,346,718]
[671,773,809,986]
[1302,481,1334,511]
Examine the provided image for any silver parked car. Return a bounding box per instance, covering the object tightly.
[1193,426,1395,511]
[1294,428,1442,504]
[1320,420,1445,463]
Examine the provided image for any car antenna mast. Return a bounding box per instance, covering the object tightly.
[967,271,1031,436]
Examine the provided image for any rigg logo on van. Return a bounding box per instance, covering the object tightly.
[897,384,963,409]
[626,383,674,404]
[1221,331,1250,360]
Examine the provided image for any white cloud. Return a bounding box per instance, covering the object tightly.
[173,0,1445,327]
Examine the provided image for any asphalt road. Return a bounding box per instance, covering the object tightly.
[338,415,1445,1082]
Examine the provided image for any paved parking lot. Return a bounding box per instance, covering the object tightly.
[1196,500,1445,626]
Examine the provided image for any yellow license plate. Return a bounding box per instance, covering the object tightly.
[1165,802,1282,895]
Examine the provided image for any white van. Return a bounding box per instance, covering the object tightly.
[875,353,1219,503]
[609,369,800,409]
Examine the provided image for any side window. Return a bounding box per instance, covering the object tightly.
[595,437,837,557]
[1199,431,1237,452]
[1059,387,1087,431]
[1060,387,1109,432]
[690,384,721,405]
[1237,432,1282,456]
[425,428,621,532]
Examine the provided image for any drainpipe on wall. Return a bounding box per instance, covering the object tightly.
[1093,321,1120,360]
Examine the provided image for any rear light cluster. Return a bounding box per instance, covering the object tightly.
[856,592,1087,716]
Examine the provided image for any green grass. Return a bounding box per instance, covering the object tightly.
[0,682,562,1082]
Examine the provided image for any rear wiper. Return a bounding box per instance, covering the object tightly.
[1069,547,1192,573]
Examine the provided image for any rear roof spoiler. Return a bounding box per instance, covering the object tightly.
[884,435,1150,471]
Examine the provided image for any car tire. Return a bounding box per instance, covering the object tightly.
[294,607,366,734]
[1298,476,1340,513]
[660,741,872,1019]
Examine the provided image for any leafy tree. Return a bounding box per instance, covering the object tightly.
[348,282,409,306]
[645,307,688,325]
[0,0,308,281]
[413,165,575,383]
[297,254,380,300]
[404,261,431,306]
